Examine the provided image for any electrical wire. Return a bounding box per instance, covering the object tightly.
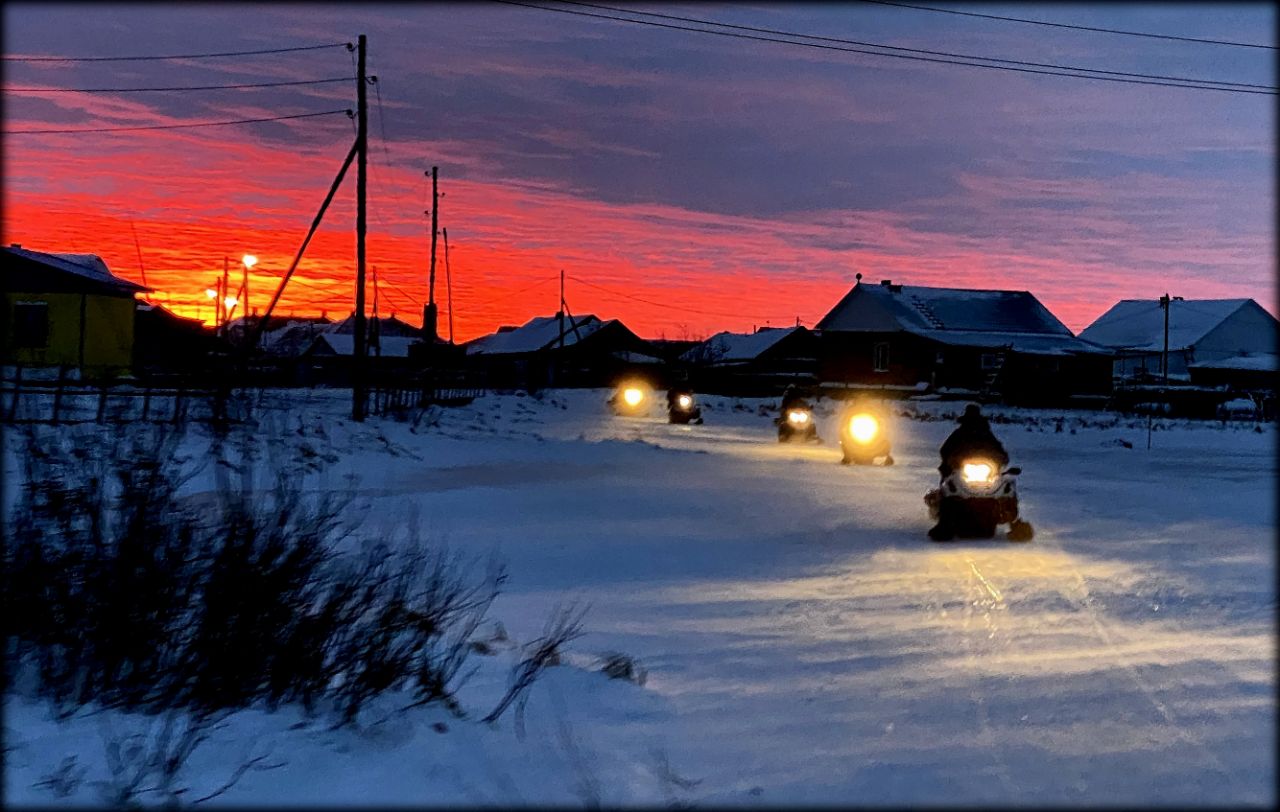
[855,1,1278,50]
[5,108,353,135]
[6,77,353,93]
[557,1,1274,90]
[494,1,1276,95]
[3,42,353,62]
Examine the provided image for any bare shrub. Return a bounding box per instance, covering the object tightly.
[483,603,588,727]
[598,652,647,686]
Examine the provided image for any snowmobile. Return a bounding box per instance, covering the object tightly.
[777,404,819,443]
[610,383,649,417]
[838,407,893,465]
[668,390,703,425]
[925,460,1034,541]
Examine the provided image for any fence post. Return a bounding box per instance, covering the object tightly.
[141,387,152,421]
[8,364,22,421]
[51,365,68,424]
[97,382,108,423]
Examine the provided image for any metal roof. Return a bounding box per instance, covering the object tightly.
[1078,299,1253,352]
[4,245,149,293]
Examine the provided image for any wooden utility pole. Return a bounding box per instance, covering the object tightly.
[352,33,368,421]
[423,165,439,342]
[222,256,230,335]
[1160,292,1171,386]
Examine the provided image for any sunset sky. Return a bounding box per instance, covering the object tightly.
[3,2,1275,341]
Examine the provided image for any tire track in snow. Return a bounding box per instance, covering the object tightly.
[961,556,1019,799]
[1040,539,1232,777]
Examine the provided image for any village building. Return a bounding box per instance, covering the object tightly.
[679,326,819,396]
[465,313,663,390]
[134,302,219,376]
[814,277,1113,404]
[1078,298,1278,387]
[2,244,148,375]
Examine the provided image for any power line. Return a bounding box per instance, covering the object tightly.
[856,1,1278,50]
[6,77,352,93]
[559,1,1274,90]
[495,1,1276,95]
[3,41,353,63]
[4,108,353,135]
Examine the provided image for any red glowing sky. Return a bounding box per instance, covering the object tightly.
[3,3,1274,341]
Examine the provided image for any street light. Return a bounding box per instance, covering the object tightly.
[241,254,258,269]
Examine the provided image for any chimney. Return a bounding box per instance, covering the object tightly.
[880,279,892,287]
[10,243,20,249]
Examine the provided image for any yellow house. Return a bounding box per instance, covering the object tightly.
[2,244,148,375]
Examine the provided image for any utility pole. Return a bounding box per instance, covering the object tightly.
[1160,292,1171,386]
[443,226,455,344]
[423,165,439,342]
[352,33,368,421]
[372,265,381,358]
[559,269,565,353]
[222,256,230,335]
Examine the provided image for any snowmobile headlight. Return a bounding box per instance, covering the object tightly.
[678,394,693,409]
[787,409,809,425]
[849,413,878,444]
[961,461,998,490]
[623,388,644,407]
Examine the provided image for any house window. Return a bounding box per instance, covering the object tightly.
[981,353,1002,370]
[13,301,49,349]
[935,351,945,366]
[873,342,889,372]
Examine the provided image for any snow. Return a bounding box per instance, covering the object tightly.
[4,389,1275,806]
[466,315,605,355]
[820,282,1073,336]
[908,329,1112,356]
[313,334,418,358]
[1080,299,1251,353]
[1190,353,1279,372]
[4,245,148,293]
[682,327,804,364]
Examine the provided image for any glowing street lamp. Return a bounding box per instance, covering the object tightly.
[205,288,217,299]
[241,254,258,269]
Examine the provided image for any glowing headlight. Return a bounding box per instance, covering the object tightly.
[678,395,693,409]
[849,413,878,444]
[787,409,809,425]
[623,388,644,407]
[961,461,995,484]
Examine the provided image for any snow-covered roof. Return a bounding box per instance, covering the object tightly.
[910,330,1113,356]
[4,245,149,293]
[1188,353,1278,372]
[466,314,606,356]
[313,334,417,358]
[818,281,1072,335]
[681,327,807,364]
[1079,299,1252,352]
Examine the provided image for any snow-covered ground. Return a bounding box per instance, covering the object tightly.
[5,389,1275,806]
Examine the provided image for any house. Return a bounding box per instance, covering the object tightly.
[814,277,1113,404]
[134,302,220,376]
[679,326,819,396]
[2,244,149,375]
[1078,298,1278,383]
[465,313,663,390]
[1187,354,1277,394]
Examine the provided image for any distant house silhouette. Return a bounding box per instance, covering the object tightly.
[465,313,662,390]
[680,326,819,396]
[1079,298,1277,386]
[2,244,148,375]
[134,302,219,376]
[815,277,1112,403]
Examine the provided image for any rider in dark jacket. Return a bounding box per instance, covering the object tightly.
[780,384,810,413]
[939,404,1008,477]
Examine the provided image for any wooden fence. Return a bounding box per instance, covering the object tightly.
[0,365,228,425]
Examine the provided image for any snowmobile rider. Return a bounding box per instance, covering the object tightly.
[780,384,811,413]
[938,404,1009,478]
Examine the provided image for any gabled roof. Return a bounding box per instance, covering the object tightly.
[466,314,608,356]
[681,326,809,364]
[3,244,149,293]
[818,280,1071,335]
[1079,299,1254,353]
[311,334,417,358]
